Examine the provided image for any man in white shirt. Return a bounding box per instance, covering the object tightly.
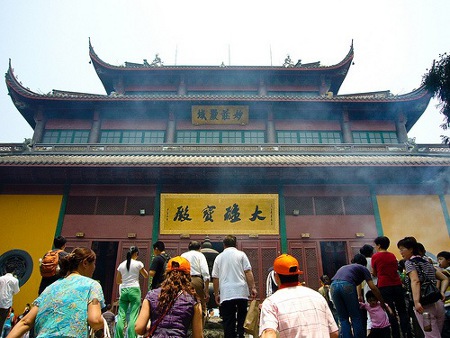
[0,263,20,333]
[181,241,210,324]
[212,235,257,338]
[259,254,338,338]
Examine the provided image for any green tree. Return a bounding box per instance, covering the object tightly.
[423,53,450,144]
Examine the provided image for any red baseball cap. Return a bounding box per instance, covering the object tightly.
[273,254,303,275]
[166,256,191,274]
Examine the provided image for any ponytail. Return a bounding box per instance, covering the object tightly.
[126,246,139,271]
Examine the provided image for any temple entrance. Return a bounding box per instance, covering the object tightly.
[320,241,348,279]
[92,241,119,305]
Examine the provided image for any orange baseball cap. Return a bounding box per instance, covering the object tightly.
[166,256,191,274]
[273,254,303,275]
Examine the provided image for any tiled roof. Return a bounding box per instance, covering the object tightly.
[88,39,355,96]
[89,38,354,71]
[0,153,449,167]
[5,63,430,104]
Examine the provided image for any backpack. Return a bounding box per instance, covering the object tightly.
[161,252,171,272]
[40,249,63,278]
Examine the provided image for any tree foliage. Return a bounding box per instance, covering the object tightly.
[423,53,450,144]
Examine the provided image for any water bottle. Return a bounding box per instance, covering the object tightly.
[423,312,432,332]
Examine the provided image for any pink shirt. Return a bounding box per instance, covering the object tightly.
[260,285,338,338]
[359,302,390,329]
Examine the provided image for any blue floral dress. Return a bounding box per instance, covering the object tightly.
[34,274,105,337]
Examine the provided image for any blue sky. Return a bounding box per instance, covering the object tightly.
[1,0,449,143]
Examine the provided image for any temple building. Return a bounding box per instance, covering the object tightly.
[1,40,450,308]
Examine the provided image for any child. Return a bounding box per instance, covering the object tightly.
[102,304,116,337]
[318,275,338,324]
[359,290,391,338]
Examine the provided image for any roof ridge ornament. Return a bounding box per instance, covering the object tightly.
[283,54,294,68]
[145,54,164,67]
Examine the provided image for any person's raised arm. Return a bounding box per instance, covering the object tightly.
[87,298,104,331]
[408,269,423,313]
[371,259,377,277]
[192,302,204,338]
[367,280,389,312]
[140,267,149,279]
[436,269,449,300]
[135,299,150,335]
[6,305,38,338]
[148,257,158,278]
[200,256,210,301]
[245,269,257,299]
[203,277,210,302]
[213,278,220,305]
[356,283,363,302]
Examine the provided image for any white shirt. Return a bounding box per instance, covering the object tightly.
[260,285,338,338]
[363,257,377,296]
[117,259,144,288]
[212,247,252,303]
[0,273,20,308]
[181,250,210,281]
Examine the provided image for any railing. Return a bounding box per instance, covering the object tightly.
[0,144,27,153]
[1,142,449,155]
[417,145,450,153]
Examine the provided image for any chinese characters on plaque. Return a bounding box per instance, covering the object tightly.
[192,105,249,125]
[160,194,278,235]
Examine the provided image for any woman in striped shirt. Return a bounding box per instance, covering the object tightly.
[397,236,448,337]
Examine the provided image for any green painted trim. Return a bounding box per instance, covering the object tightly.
[371,188,384,236]
[152,185,162,243]
[54,185,70,245]
[148,185,162,290]
[439,194,450,237]
[278,186,287,253]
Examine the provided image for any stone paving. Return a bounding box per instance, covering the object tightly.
[131,316,255,338]
[187,316,254,338]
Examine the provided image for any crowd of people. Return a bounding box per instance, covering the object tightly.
[0,234,448,338]
[309,236,449,338]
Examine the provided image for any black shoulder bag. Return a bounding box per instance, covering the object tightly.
[411,258,441,306]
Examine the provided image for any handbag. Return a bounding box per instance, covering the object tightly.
[411,259,442,305]
[419,279,442,305]
[89,317,111,338]
[243,299,260,337]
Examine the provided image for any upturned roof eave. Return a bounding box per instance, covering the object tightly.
[6,72,429,105]
[5,57,431,130]
[5,60,37,128]
[89,39,355,94]
[89,39,354,72]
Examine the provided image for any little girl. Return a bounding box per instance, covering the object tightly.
[359,290,391,338]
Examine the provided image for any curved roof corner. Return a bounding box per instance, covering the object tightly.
[328,40,354,95]
[89,39,116,94]
[5,60,37,128]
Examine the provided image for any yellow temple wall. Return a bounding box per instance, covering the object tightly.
[0,194,63,312]
[377,195,449,259]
